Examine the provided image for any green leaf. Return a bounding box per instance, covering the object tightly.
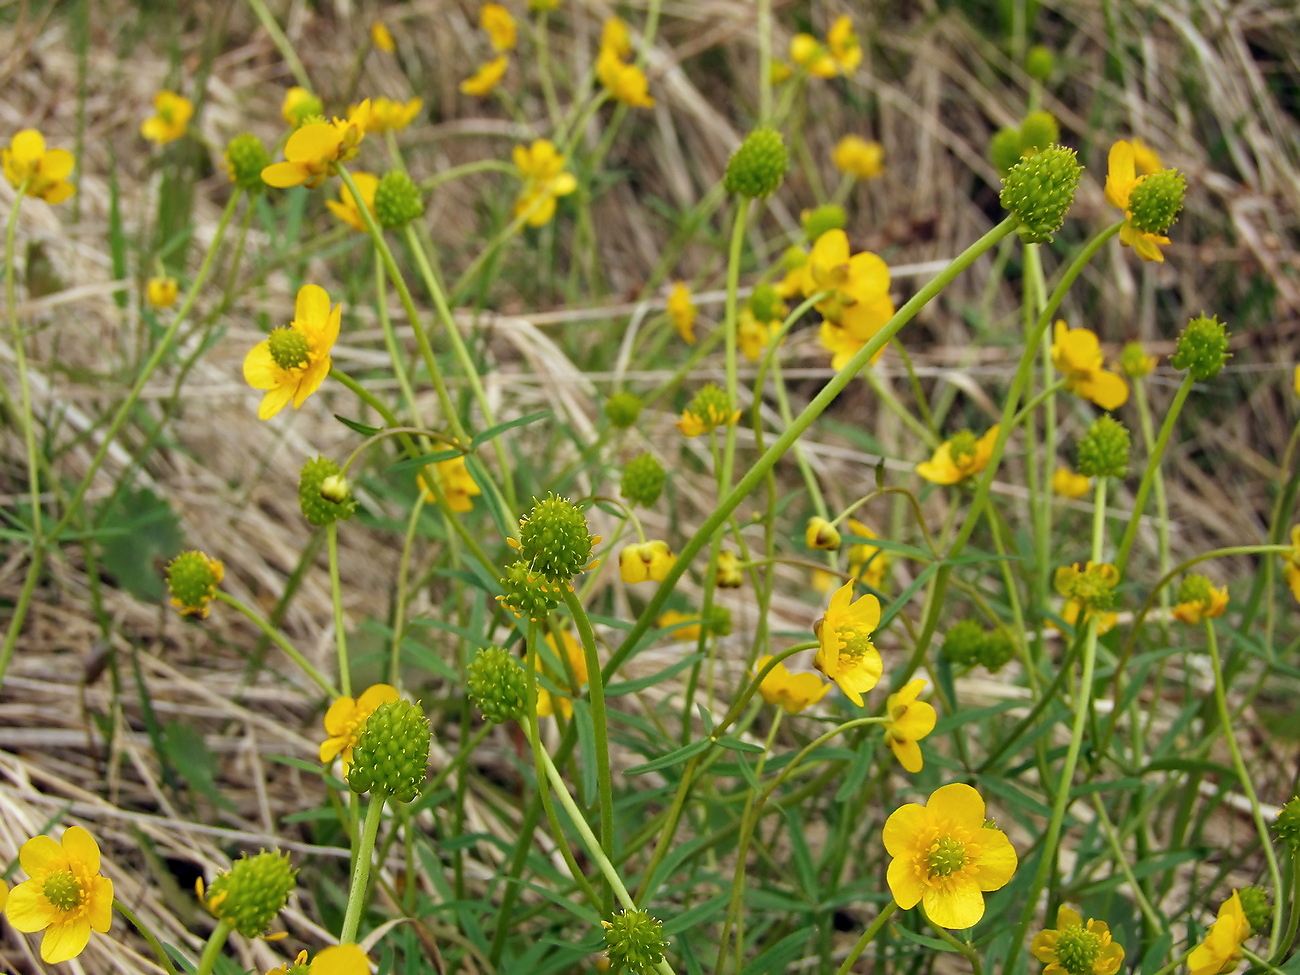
[334,414,383,437]
[891,926,956,952]
[470,410,551,448]
[607,653,703,696]
[714,735,764,754]
[389,449,463,474]
[625,739,711,775]
[97,487,183,603]
[738,926,815,975]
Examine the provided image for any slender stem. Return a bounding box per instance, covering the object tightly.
[372,244,422,424]
[6,186,40,547]
[561,588,615,857]
[215,591,337,696]
[328,523,351,698]
[929,924,983,975]
[193,918,234,975]
[243,0,311,87]
[113,899,180,975]
[390,495,424,686]
[1088,793,1162,929]
[339,794,386,943]
[419,159,516,191]
[533,12,562,127]
[832,902,898,975]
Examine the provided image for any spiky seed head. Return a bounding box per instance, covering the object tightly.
[605,392,643,429]
[166,551,224,618]
[346,699,430,802]
[1025,45,1054,81]
[1076,416,1130,479]
[375,170,424,228]
[1238,886,1272,936]
[516,494,597,581]
[224,134,271,193]
[989,127,1023,176]
[942,619,985,667]
[1119,341,1157,379]
[204,851,297,938]
[1127,169,1185,235]
[621,453,666,508]
[467,646,528,724]
[748,283,785,323]
[299,456,358,526]
[1018,111,1059,155]
[498,560,564,620]
[801,204,846,242]
[1000,145,1082,243]
[978,627,1015,672]
[602,909,669,975]
[724,127,787,199]
[1171,314,1231,381]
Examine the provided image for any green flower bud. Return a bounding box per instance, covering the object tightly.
[1018,111,1059,155]
[978,627,1015,672]
[499,560,564,620]
[320,474,350,504]
[990,127,1023,176]
[1274,797,1300,851]
[724,127,787,199]
[1171,314,1231,381]
[621,453,666,508]
[801,204,846,242]
[780,245,808,272]
[1055,562,1119,612]
[1119,341,1157,379]
[204,851,296,938]
[166,550,224,618]
[707,603,732,637]
[678,382,737,435]
[1076,416,1130,479]
[1176,574,1216,607]
[605,391,643,429]
[224,134,271,194]
[467,646,528,724]
[1025,45,1054,81]
[1000,145,1082,244]
[747,283,785,324]
[516,494,597,581]
[602,909,669,975]
[374,170,424,229]
[941,619,985,667]
[1127,169,1185,235]
[1238,886,1271,936]
[299,456,358,526]
[346,699,430,802]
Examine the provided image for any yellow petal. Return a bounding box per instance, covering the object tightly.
[973,827,1018,891]
[323,696,359,736]
[40,917,93,964]
[261,161,307,188]
[314,943,370,975]
[886,853,924,909]
[320,735,347,763]
[19,834,67,876]
[357,683,400,711]
[39,180,75,205]
[61,826,100,875]
[11,129,46,165]
[242,342,281,390]
[926,782,986,832]
[258,383,296,420]
[1079,370,1129,411]
[285,123,343,163]
[41,148,75,182]
[87,876,114,932]
[294,357,331,408]
[4,879,59,931]
[889,736,923,773]
[922,874,984,929]
[1104,141,1136,210]
[295,283,332,331]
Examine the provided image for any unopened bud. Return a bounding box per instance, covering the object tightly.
[300,456,358,526]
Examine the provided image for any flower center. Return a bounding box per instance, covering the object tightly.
[949,430,979,469]
[924,836,968,878]
[268,327,311,370]
[838,628,875,661]
[1054,924,1104,975]
[43,869,84,911]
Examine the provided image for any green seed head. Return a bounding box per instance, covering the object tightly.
[1238,886,1271,936]
[942,619,985,668]
[166,550,224,617]
[989,127,1024,176]
[924,836,968,878]
[1275,797,1300,851]
[707,604,732,637]
[801,204,846,243]
[978,627,1015,673]
[374,170,424,228]
[346,699,431,802]
[1076,416,1130,479]
[1176,574,1216,607]
[499,560,564,620]
[1025,45,1054,82]
[724,127,788,199]
[42,871,83,911]
[1000,144,1082,243]
[748,283,785,324]
[516,494,597,581]
[224,133,271,194]
[467,646,528,724]
[1119,341,1157,379]
[621,453,666,508]
[1018,111,1060,155]
[267,326,310,370]
[1171,314,1231,381]
[299,456,358,526]
[602,909,670,975]
[1127,169,1185,235]
[605,391,643,429]
[1053,921,1105,975]
[948,430,979,466]
[205,851,297,938]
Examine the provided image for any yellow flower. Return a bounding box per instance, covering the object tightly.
[658,609,702,641]
[281,86,323,127]
[363,97,423,134]
[804,230,895,368]
[883,783,1018,929]
[1188,892,1251,975]
[538,631,588,719]
[267,944,369,975]
[884,678,937,773]
[1105,140,1170,263]
[1052,467,1091,499]
[597,48,655,107]
[461,56,509,97]
[1283,525,1300,605]
[826,15,862,73]
[512,139,578,227]
[1054,599,1117,636]
[832,135,884,180]
[813,581,882,707]
[755,655,830,714]
[806,516,842,551]
[3,129,75,204]
[242,283,341,420]
[325,171,378,232]
[676,387,740,437]
[1031,905,1125,975]
[1171,581,1229,626]
[482,3,517,51]
[1130,138,1162,176]
[1051,321,1129,411]
[845,519,890,590]
[261,105,370,189]
[0,879,7,912]
[790,33,836,78]
[738,307,779,362]
[618,540,675,583]
[419,455,482,513]
[601,17,633,59]
[917,426,1000,485]
[715,550,744,588]
[319,684,400,770]
[371,21,396,52]
[5,826,114,963]
[146,276,179,309]
[1051,561,1120,635]
[140,89,193,145]
[668,282,697,344]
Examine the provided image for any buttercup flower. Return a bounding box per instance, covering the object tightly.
[738,307,780,362]
[845,519,890,589]
[1052,467,1091,499]
[146,276,179,309]
[419,455,481,513]
[789,33,836,78]
[803,230,895,369]
[658,609,702,642]
[1105,140,1169,263]
[715,549,744,588]
[325,171,378,232]
[883,783,1018,929]
[832,135,884,180]
[261,105,370,189]
[884,679,937,773]
[601,17,632,58]
[597,49,655,107]
[1052,561,1119,635]
[917,426,1000,485]
[1188,892,1251,975]
[676,383,740,437]
[461,55,509,96]
[1031,905,1125,975]
[813,581,882,707]
[755,655,830,714]
[806,516,842,551]
[267,944,369,975]
[537,631,588,719]
[619,541,675,584]
[1130,138,1162,175]
[481,3,517,51]
[371,21,396,52]
[825,15,862,73]
[363,97,422,134]
[141,89,193,145]
[5,826,114,963]
[668,282,696,344]
[513,139,578,227]
[243,283,342,420]
[1171,574,1229,625]
[320,684,400,771]
[281,87,323,127]
[1051,321,1129,411]
[4,129,76,203]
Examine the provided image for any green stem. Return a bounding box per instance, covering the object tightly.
[420,159,516,191]
[6,185,40,547]
[113,898,180,975]
[328,523,350,697]
[339,794,385,943]
[561,587,615,858]
[193,918,234,975]
[214,591,337,697]
[389,495,424,686]
[242,0,311,88]
[373,244,422,424]
[832,902,898,975]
